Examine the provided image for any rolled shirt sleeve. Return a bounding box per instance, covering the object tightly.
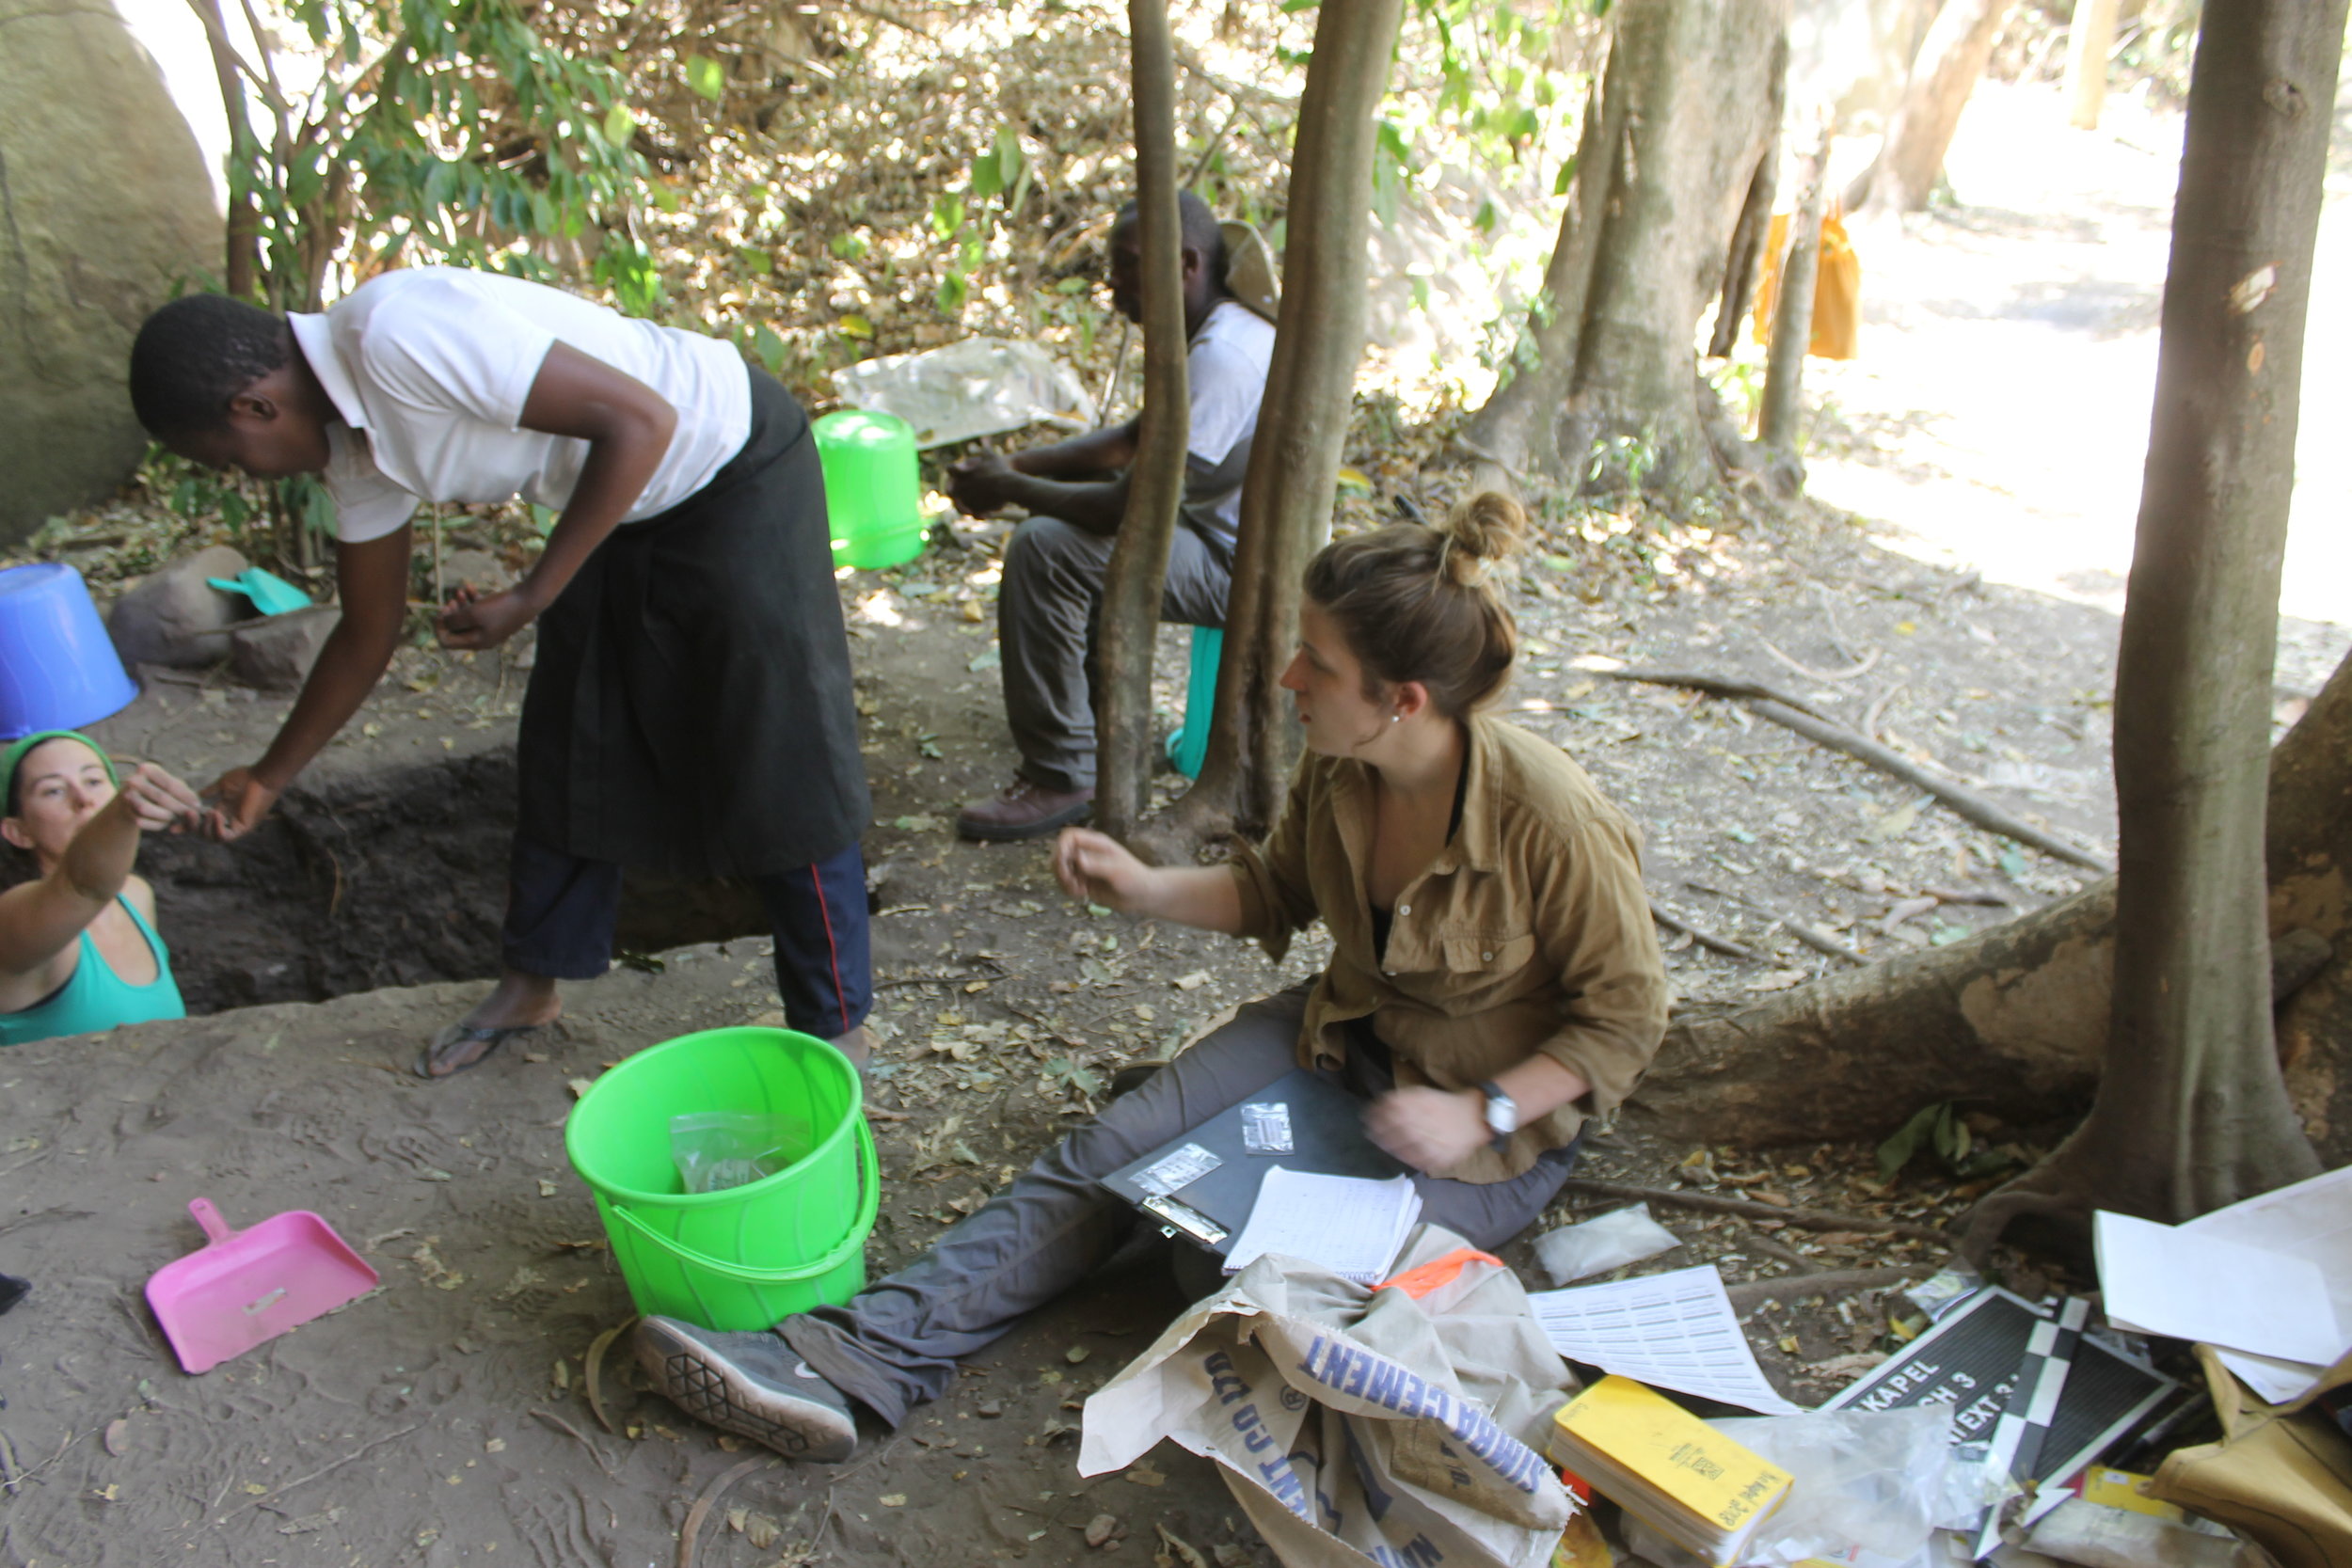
[1524,814,1670,1117]
[1227,762,1320,963]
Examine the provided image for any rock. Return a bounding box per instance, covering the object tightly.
[230,606,341,691]
[438,548,515,594]
[106,546,250,668]
[0,0,223,543]
[1084,1514,1118,1549]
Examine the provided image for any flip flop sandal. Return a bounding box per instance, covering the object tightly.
[415,1021,546,1080]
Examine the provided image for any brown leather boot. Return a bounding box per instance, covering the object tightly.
[955,778,1094,841]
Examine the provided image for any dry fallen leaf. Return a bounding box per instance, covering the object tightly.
[1123,1461,1167,1487]
[879,1494,907,1508]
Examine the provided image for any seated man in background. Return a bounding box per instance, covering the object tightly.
[947,191,1274,841]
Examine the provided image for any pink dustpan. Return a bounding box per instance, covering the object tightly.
[145,1198,379,1373]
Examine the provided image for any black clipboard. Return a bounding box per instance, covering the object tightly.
[1097,1069,1408,1255]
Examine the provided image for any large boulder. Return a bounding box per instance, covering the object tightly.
[107,545,249,668]
[0,0,223,544]
[229,605,339,691]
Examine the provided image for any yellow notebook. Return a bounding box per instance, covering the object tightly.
[1549,1376,1793,1542]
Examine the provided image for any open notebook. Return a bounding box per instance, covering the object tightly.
[1222,1168,1422,1285]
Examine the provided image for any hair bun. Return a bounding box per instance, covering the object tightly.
[1438,491,1526,586]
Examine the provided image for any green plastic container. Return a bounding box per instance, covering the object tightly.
[1164,626,1224,779]
[564,1026,877,1331]
[815,409,926,570]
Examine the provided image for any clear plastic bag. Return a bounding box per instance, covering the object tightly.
[1711,1403,1955,1564]
[670,1111,812,1195]
[1533,1203,1683,1285]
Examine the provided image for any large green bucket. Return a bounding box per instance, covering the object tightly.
[564,1026,878,1331]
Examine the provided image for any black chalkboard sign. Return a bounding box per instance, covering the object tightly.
[1824,1287,2179,1490]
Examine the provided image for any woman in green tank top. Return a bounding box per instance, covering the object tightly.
[0,732,205,1047]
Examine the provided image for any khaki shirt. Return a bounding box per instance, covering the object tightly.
[1228,717,1669,1182]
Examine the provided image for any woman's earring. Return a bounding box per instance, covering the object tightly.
[1390,713,1402,723]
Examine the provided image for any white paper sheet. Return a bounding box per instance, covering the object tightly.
[2179,1164,2352,1402]
[1526,1263,1804,1416]
[1222,1168,1422,1286]
[2094,1210,2344,1368]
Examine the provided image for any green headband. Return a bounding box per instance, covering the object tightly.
[1,731,119,816]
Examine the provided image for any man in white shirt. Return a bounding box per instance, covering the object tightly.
[127,271,873,1076]
[948,193,1276,840]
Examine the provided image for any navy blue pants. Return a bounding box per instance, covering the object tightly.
[501,836,872,1038]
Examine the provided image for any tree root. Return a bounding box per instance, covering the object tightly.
[1726,1266,1920,1309]
[1559,1179,1949,1243]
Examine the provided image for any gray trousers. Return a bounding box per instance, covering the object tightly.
[780,982,1580,1428]
[998,515,1232,793]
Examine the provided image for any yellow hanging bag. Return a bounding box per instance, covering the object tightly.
[1752,206,1861,360]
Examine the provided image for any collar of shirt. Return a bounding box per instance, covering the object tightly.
[287,312,369,431]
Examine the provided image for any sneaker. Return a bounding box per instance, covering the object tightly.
[634,1316,858,1462]
[955,778,1094,842]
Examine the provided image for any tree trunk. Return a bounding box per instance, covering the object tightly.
[1756,137,1828,473]
[2063,0,2120,130]
[1979,0,2343,1233]
[1092,0,1190,842]
[1135,0,1406,860]
[1456,31,1625,477]
[1464,0,1788,500]
[1845,0,2011,214]
[192,0,261,299]
[1633,645,2352,1159]
[1708,30,1788,359]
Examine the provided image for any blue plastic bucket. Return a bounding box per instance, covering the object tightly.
[0,564,139,740]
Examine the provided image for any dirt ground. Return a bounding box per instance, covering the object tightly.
[7,82,2351,1568]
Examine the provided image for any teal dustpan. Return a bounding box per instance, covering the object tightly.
[206,568,310,617]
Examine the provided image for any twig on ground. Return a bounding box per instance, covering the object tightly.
[1863,680,1903,743]
[1558,1180,1949,1243]
[1759,638,1881,683]
[1590,667,1831,720]
[1647,900,1756,960]
[531,1408,618,1480]
[230,1422,423,1513]
[1727,1267,1919,1309]
[1597,667,2114,871]
[1688,881,1868,966]
[1748,699,2113,871]
[677,1456,772,1568]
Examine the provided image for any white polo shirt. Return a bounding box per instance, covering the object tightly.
[287,268,753,544]
[1182,300,1277,547]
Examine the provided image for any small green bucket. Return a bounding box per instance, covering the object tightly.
[564,1026,877,1331]
[815,408,926,570]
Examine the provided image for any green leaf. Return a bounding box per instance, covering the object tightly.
[1553,154,1581,198]
[1876,1102,1945,1182]
[935,272,969,315]
[971,149,1003,202]
[930,191,966,239]
[992,125,1025,193]
[837,313,874,340]
[602,102,635,146]
[686,54,724,101]
[830,231,869,261]
[736,245,773,275]
[750,323,787,372]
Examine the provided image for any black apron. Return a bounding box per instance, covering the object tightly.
[516,368,869,878]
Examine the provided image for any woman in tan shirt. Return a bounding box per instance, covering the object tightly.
[635,492,1668,1464]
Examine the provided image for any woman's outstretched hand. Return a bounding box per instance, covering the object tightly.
[1366,1087,1490,1174]
[1054,828,1156,913]
[116,762,206,835]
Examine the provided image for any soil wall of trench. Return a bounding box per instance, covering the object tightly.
[134,747,770,1013]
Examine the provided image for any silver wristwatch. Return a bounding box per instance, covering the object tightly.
[1478,1080,1518,1148]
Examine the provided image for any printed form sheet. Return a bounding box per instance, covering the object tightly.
[1528,1263,1804,1416]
